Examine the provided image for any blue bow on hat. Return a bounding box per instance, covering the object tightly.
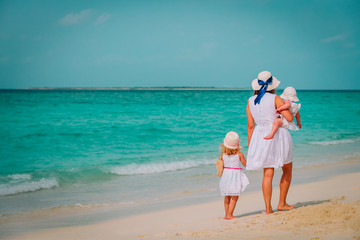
[254,76,273,105]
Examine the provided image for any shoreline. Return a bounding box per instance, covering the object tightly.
[1,155,358,218]
[1,158,360,240]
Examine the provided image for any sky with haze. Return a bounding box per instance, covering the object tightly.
[0,0,359,89]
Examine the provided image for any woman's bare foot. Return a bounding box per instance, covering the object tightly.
[224,216,239,220]
[266,207,274,214]
[266,210,274,214]
[277,203,295,211]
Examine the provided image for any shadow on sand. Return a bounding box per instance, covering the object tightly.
[237,199,329,218]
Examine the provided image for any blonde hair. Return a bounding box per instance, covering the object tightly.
[219,144,241,157]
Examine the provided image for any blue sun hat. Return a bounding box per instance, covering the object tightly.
[252,71,280,105]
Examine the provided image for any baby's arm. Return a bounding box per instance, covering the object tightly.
[239,152,247,167]
[295,112,302,129]
[276,100,291,113]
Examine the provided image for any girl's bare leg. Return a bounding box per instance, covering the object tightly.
[263,168,274,214]
[264,118,283,140]
[278,162,295,211]
[225,196,239,219]
[224,196,230,218]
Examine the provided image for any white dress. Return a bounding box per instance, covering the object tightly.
[219,154,249,196]
[246,93,293,170]
[281,101,301,131]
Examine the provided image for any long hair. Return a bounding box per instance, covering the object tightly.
[219,144,241,157]
[254,89,276,95]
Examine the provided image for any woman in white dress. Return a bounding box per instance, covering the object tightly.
[246,71,295,214]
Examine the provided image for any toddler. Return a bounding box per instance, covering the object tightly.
[217,131,249,219]
[264,87,302,140]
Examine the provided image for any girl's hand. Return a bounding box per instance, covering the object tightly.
[297,123,302,129]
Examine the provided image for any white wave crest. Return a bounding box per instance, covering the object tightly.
[109,160,213,176]
[0,178,59,196]
[309,138,360,146]
[8,174,31,180]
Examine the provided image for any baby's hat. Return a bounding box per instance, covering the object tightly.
[280,87,299,102]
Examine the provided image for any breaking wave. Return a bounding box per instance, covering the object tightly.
[0,177,59,196]
[309,137,360,146]
[109,160,213,176]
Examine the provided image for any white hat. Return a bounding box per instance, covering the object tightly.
[251,71,280,91]
[223,131,243,149]
[280,87,299,102]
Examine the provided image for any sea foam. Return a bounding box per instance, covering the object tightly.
[8,174,31,180]
[0,177,59,196]
[309,137,360,146]
[109,160,213,176]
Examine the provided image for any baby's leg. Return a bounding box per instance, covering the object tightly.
[225,196,239,219]
[264,118,283,140]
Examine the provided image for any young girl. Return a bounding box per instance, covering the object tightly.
[264,87,302,140]
[218,131,249,219]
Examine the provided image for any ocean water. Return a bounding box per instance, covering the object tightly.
[0,90,359,216]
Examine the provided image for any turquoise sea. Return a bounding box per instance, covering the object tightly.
[0,90,359,216]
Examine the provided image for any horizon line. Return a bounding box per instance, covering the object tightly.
[0,87,359,91]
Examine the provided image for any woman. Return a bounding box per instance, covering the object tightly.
[246,71,295,214]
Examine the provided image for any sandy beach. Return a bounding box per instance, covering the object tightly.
[2,158,359,240]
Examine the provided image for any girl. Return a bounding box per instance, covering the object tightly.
[264,86,302,140]
[218,131,249,219]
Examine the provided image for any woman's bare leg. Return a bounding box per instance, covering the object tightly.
[264,118,283,140]
[278,162,295,211]
[263,168,274,214]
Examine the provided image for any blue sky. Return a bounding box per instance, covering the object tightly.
[0,0,359,89]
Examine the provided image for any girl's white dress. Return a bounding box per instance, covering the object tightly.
[219,154,249,196]
[281,101,301,131]
[247,93,293,170]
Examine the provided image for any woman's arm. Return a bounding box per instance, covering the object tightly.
[246,101,255,146]
[239,152,247,167]
[295,112,301,128]
[276,100,291,113]
[275,95,294,122]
